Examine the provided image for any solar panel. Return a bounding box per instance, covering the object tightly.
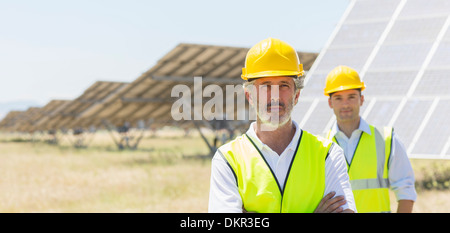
[414,70,450,95]
[332,22,388,47]
[34,81,128,131]
[33,100,72,131]
[292,99,315,125]
[312,46,374,74]
[0,110,25,132]
[385,17,446,43]
[0,100,73,133]
[345,0,401,22]
[364,99,401,127]
[411,98,450,156]
[298,99,334,135]
[399,0,450,17]
[0,111,23,130]
[428,42,450,68]
[363,71,418,96]
[295,0,450,159]
[370,43,433,70]
[4,107,42,133]
[393,98,433,148]
[19,107,43,132]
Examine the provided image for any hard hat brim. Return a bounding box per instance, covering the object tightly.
[324,83,365,96]
[242,70,305,80]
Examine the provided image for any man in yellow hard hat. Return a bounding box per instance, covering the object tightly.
[324,65,417,213]
[208,38,356,213]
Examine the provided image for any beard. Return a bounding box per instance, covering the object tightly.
[253,95,296,131]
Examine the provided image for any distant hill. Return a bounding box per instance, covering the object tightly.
[0,100,41,121]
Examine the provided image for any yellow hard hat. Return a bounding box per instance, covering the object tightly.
[324,65,365,96]
[241,37,304,80]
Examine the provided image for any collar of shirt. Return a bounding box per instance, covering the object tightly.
[245,120,302,156]
[329,117,371,164]
[329,117,371,139]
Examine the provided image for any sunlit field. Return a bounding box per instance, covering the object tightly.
[0,129,449,213]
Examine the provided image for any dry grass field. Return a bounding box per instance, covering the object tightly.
[0,129,449,213]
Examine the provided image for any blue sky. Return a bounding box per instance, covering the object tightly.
[0,0,349,115]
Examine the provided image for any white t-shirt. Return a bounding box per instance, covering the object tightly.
[208,121,356,213]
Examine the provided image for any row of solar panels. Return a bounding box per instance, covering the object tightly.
[0,43,317,134]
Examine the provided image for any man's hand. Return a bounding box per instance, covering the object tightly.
[314,191,353,213]
[397,200,414,213]
[242,205,255,213]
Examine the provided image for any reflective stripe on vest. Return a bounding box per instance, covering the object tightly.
[219,131,333,213]
[327,125,392,213]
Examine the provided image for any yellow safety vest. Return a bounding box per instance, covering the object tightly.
[327,125,393,213]
[218,130,333,213]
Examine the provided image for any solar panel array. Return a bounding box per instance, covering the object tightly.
[0,100,71,133]
[292,0,450,159]
[0,82,128,133]
[54,81,129,130]
[90,43,252,129]
[31,100,72,132]
[0,43,317,138]
[73,43,317,130]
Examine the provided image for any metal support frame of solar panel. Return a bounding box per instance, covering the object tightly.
[292,0,450,159]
